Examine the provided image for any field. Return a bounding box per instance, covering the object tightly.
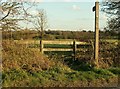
[2,39,120,87]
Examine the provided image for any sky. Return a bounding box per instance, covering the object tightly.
[31,1,107,31]
[1,0,108,31]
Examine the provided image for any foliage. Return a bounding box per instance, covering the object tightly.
[101,1,120,33]
[99,40,119,68]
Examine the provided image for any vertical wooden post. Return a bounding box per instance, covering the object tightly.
[94,1,99,68]
[40,40,43,54]
[73,40,77,60]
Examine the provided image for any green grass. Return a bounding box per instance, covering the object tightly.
[2,66,119,87]
[108,67,120,75]
[44,44,72,48]
[2,40,119,87]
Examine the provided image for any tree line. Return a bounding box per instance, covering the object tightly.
[2,29,118,41]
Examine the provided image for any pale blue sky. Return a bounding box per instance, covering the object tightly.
[30,2,107,31]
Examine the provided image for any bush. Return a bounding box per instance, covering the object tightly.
[2,40,54,72]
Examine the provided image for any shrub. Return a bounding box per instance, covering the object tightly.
[2,40,54,72]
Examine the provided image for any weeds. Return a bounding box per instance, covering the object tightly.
[2,40,119,87]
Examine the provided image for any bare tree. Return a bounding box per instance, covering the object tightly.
[0,1,22,21]
[32,9,47,52]
[0,1,36,40]
[0,0,37,24]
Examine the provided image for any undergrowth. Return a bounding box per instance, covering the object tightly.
[2,40,119,87]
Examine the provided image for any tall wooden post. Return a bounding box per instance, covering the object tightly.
[94,1,99,67]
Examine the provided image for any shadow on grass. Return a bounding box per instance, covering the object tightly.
[64,57,93,71]
[45,51,93,72]
[45,51,120,76]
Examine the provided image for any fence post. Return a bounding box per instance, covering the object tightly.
[40,40,43,54]
[94,1,99,68]
[73,40,77,60]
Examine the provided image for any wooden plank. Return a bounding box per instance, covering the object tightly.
[43,48,89,52]
[43,40,73,45]
[76,41,89,45]
[43,40,89,45]
[43,48,73,51]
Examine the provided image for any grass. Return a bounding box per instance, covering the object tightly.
[44,44,72,48]
[2,65,119,87]
[108,67,120,75]
[2,40,120,87]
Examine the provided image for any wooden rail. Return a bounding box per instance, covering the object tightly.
[41,40,89,52]
[14,39,91,60]
[40,40,90,59]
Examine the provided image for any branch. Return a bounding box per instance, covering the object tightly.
[0,9,11,21]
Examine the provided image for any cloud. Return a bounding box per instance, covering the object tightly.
[72,5,80,11]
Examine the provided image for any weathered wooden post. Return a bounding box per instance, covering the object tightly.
[93,1,99,68]
[40,40,43,54]
[73,40,77,60]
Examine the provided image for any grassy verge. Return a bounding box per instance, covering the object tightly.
[2,40,119,87]
[2,65,119,87]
